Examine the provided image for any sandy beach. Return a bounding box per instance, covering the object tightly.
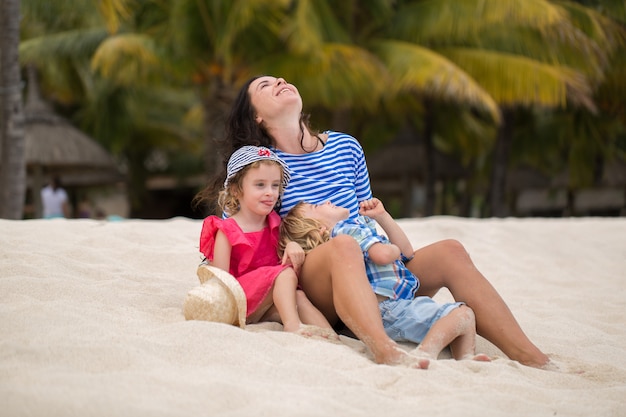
[1,216,625,416]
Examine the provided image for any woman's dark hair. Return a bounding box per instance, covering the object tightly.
[193,75,317,215]
[227,75,273,152]
[193,76,264,214]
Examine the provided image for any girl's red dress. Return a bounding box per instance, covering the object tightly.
[199,211,289,318]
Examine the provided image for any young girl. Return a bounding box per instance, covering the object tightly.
[280,198,491,366]
[197,146,337,339]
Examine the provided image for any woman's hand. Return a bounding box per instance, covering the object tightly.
[281,241,305,274]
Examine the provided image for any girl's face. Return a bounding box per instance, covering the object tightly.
[238,162,283,217]
[300,201,350,228]
[248,76,302,124]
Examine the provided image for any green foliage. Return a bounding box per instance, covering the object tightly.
[17,0,626,217]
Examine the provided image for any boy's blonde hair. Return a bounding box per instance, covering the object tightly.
[279,202,330,257]
[218,160,286,217]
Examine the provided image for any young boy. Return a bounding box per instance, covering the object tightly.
[279,198,491,366]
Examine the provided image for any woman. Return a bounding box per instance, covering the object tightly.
[201,75,550,368]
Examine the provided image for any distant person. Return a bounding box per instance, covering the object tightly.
[41,176,70,218]
[77,198,92,218]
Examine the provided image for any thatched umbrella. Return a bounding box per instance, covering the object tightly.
[24,67,123,217]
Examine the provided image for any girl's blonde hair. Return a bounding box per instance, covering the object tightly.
[218,160,286,217]
[278,202,330,257]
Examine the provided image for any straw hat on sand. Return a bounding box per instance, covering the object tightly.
[183,264,247,328]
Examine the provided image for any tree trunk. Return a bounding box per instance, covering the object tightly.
[196,75,235,216]
[489,107,515,218]
[0,0,26,219]
[201,75,233,177]
[422,98,436,216]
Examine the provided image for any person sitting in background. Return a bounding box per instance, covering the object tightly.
[41,176,70,218]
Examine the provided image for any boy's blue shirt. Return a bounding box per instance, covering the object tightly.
[331,216,419,300]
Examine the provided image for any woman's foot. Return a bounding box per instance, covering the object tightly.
[523,353,551,369]
[509,345,550,368]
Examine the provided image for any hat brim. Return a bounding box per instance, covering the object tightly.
[195,264,247,328]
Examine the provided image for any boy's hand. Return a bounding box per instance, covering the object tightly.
[281,241,305,274]
[359,198,386,219]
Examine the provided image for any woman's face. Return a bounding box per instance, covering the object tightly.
[248,76,302,124]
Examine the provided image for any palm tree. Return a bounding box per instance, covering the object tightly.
[16,0,625,220]
[512,1,626,214]
[151,0,296,178]
[0,0,26,219]
[384,0,621,216]
[232,1,496,216]
[19,0,202,216]
[258,0,605,216]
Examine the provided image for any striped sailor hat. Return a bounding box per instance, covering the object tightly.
[224,146,291,188]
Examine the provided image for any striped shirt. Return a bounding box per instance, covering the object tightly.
[273,131,372,219]
[331,216,419,300]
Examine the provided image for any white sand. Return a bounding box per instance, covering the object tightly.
[1,216,625,417]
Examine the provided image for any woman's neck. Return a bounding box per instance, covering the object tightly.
[269,121,319,154]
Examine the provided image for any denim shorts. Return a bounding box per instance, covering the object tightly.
[379,297,464,344]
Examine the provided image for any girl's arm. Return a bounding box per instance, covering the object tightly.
[211,229,232,272]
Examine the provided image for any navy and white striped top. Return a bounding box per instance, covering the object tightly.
[273,131,373,219]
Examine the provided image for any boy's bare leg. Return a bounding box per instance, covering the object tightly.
[414,306,472,360]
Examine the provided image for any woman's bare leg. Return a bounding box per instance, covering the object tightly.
[407,239,549,368]
[299,235,426,368]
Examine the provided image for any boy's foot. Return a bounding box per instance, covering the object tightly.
[377,345,429,369]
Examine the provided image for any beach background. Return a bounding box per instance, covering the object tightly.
[1,216,625,416]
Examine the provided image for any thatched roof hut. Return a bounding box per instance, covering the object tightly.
[24,67,123,217]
